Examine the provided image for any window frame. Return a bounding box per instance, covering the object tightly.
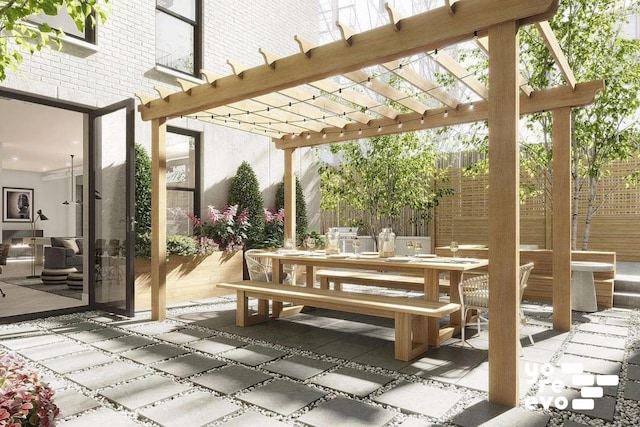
[155,0,202,77]
[166,126,201,235]
[29,10,97,44]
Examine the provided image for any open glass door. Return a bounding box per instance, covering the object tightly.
[89,99,135,316]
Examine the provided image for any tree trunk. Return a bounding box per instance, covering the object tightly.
[582,176,598,250]
[571,146,580,251]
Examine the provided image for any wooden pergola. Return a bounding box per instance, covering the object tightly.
[137,0,603,406]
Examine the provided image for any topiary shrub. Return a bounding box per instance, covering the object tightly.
[275,175,308,245]
[134,144,152,258]
[166,234,200,256]
[228,161,264,248]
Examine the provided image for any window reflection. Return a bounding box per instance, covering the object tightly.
[156,0,200,76]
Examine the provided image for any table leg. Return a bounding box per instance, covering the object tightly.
[424,269,441,346]
[306,265,315,287]
[448,270,462,328]
[571,270,598,312]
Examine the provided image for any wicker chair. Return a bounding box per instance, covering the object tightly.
[459,262,536,346]
[244,249,295,284]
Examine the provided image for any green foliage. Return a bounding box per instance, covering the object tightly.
[0,0,110,81]
[134,144,152,257]
[228,161,264,248]
[166,234,199,256]
[275,176,308,243]
[261,208,285,248]
[318,132,450,239]
[191,205,250,252]
[519,0,640,249]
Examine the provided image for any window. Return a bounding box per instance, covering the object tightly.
[30,6,96,43]
[156,0,202,76]
[166,127,201,235]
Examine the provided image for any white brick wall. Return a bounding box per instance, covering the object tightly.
[2,0,323,230]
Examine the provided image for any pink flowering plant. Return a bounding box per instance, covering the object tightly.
[0,352,59,427]
[188,205,250,252]
[262,208,285,248]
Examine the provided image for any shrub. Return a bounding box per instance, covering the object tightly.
[134,144,152,257]
[189,205,250,252]
[0,352,59,427]
[275,175,308,245]
[262,208,285,248]
[228,162,264,248]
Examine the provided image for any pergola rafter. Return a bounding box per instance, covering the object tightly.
[137,0,604,408]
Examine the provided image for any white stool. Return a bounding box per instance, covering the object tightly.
[571,261,614,312]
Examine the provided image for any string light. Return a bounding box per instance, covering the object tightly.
[420,116,425,124]
[444,110,449,118]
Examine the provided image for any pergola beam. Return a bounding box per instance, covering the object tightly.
[139,0,559,121]
[536,21,577,89]
[275,79,603,148]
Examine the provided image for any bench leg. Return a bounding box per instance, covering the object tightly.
[319,277,329,289]
[394,313,429,361]
[236,290,269,326]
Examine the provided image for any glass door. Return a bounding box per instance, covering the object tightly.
[89,99,135,316]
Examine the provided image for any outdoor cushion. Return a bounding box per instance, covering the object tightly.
[62,239,80,254]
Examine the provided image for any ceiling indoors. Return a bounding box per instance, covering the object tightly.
[0,98,84,176]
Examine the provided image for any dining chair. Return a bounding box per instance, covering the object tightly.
[459,262,536,347]
[244,249,297,285]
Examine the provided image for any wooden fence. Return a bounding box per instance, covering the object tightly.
[321,159,639,261]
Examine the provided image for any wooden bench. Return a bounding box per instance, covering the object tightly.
[218,280,460,361]
[316,269,450,293]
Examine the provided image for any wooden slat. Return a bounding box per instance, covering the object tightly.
[429,49,489,99]
[536,21,577,89]
[151,118,167,321]
[382,60,460,108]
[140,0,559,121]
[475,37,533,96]
[308,78,399,119]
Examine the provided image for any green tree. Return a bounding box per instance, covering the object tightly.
[134,143,152,257]
[318,132,451,244]
[519,0,640,250]
[0,0,110,81]
[228,161,264,248]
[275,175,308,244]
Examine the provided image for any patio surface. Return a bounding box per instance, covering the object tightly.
[1,295,639,426]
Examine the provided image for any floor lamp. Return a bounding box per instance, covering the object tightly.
[28,209,48,278]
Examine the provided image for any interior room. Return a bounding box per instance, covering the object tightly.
[0,96,87,317]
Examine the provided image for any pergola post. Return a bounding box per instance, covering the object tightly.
[151,118,167,321]
[488,20,520,406]
[552,107,572,330]
[284,148,297,241]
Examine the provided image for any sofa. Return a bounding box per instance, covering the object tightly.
[44,237,83,270]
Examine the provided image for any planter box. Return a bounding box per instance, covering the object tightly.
[135,251,242,311]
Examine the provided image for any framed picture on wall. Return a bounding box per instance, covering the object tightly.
[3,187,34,223]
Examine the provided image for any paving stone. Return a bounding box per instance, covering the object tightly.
[17,339,86,361]
[156,328,213,344]
[1,333,65,350]
[153,354,226,378]
[54,388,101,418]
[65,328,126,343]
[555,354,621,376]
[220,344,286,366]
[560,421,591,427]
[628,364,640,381]
[187,336,246,354]
[139,391,239,427]
[39,318,84,328]
[452,399,549,427]
[238,379,327,416]
[311,337,381,360]
[563,343,625,362]
[312,366,393,397]
[276,327,346,350]
[124,322,180,335]
[66,362,149,390]
[193,365,272,394]
[571,332,626,349]
[374,381,464,418]
[628,349,640,365]
[352,342,413,371]
[50,321,103,334]
[396,417,440,427]
[91,335,156,353]
[41,350,114,374]
[120,343,188,365]
[577,323,628,336]
[263,355,335,380]
[58,407,139,427]
[603,317,631,327]
[99,375,191,410]
[218,411,291,427]
[298,396,396,427]
[624,380,640,400]
[0,325,40,339]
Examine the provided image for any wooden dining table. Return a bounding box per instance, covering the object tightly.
[252,250,488,346]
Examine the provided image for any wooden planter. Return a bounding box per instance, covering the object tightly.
[135,251,242,311]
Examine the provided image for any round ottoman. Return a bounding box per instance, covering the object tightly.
[66,272,84,290]
[41,267,77,285]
